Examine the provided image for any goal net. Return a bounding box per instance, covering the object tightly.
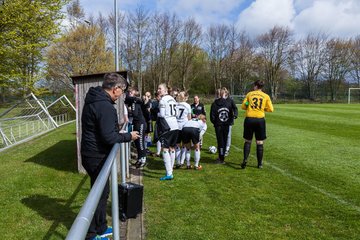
[348,88,360,104]
[0,93,75,151]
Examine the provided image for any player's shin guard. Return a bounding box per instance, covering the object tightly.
[186,149,191,166]
[156,141,161,155]
[180,147,186,165]
[170,150,176,168]
[175,146,181,164]
[163,151,172,176]
[256,144,263,167]
[243,142,251,162]
[194,149,200,167]
[241,142,251,169]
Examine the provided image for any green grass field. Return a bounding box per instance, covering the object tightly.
[143,104,360,240]
[0,123,89,239]
[0,104,359,239]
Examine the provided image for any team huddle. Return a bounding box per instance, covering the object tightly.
[124,83,208,180]
[80,73,274,239]
[125,80,274,181]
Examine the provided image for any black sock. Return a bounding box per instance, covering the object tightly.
[243,142,251,162]
[256,144,263,166]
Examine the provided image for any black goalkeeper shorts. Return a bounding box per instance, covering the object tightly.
[243,117,266,141]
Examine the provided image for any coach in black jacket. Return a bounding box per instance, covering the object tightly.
[81,73,139,240]
[191,95,206,118]
[125,87,148,168]
[210,87,237,164]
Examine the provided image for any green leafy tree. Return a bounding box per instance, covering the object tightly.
[46,24,114,92]
[0,0,67,100]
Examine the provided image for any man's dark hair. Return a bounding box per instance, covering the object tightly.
[102,73,127,90]
[254,80,264,89]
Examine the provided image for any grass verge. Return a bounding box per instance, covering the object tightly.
[0,123,89,240]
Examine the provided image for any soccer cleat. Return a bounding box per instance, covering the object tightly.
[137,161,147,168]
[214,159,225,164]
[186,165,193,169]
[91,235,110,240]
[160,174,174,181]
[175,164,183,169]
[100,227,113,237]
[135,161,140,168]
[134,160,142,168]
[225,150,229,156]
[241,160,247,169]
[135,157,147,168]
[195,165,203,170]
[258,164,263,169]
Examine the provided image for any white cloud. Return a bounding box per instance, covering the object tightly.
[79,0,360,39]
[293,0,360,38]
[235,0,295,38]
[235,0,360,39]
[293,0,314,12]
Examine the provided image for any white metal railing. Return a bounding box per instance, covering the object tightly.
[66,123,130,240]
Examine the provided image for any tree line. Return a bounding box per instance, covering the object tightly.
[1,0,359,103]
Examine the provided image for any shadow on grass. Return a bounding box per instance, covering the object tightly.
[25,140,77,173]
[139,152,231,178]
[21,174,88,240]
[225,162,242,170]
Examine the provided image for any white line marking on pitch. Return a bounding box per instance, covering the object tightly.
[206,132,360,212]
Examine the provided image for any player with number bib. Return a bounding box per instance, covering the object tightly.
[175,91,192,168]
[181,114,207,170]
[241,80,274,169]
[157,83,179,180]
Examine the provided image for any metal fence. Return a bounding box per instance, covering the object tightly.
[66,124,131,240]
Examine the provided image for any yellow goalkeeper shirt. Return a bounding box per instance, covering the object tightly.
[241,90,274,118]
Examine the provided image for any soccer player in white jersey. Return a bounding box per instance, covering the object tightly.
[157,83,179,180]
[175,91,192,168]
[181,114,207,169]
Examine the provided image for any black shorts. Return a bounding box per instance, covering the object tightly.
[243,117,266,141]
[176,130,183,144]
[182,127,200,144]
[159,130,179,148]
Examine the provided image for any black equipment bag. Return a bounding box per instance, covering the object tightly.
[118,182,143,220]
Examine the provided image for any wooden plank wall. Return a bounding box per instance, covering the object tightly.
[73,72,128,173]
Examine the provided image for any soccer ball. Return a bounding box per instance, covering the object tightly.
[208,146,217,154]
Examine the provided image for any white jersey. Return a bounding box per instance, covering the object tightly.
[183,118,207,138]
[158,94,179,130]
[176,101,191,130]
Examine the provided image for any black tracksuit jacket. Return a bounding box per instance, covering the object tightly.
[210,97,237,126]
[81,86,131,158]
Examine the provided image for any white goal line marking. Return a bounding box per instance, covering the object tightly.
[206,132,360,213]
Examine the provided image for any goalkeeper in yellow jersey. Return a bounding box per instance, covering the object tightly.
[240,80,274,169]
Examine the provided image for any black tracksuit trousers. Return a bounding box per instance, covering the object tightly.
[214,125,230,161]
[82,155,109,240]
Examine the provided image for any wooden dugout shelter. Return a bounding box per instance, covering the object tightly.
[71,71,131,173]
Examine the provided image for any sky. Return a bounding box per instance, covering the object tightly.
[79,0,360,39]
